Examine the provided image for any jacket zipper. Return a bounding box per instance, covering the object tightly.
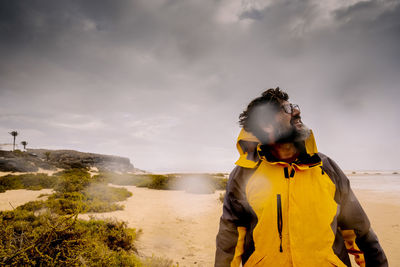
[278,165,294,253]
[277,194,283,252]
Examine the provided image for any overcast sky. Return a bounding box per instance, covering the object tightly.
[0,0,399,172]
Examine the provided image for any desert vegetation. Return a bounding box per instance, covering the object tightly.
[96,172,228,193]
[0,210,141,265]
[21,141,28,150]
[0,173,56,192]
[0,168,181,266]
[0,168,227,265]
[8,131,18,151]
[0,168,138,265]
[3,169,132,215]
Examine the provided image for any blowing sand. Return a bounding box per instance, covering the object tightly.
[1,184,398,266]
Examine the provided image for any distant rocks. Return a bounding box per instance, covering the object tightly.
[0,149,135,173]
[0,150,55,172]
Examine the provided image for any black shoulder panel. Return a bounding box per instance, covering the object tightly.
[224,166,257,226]
[318,152,350,204]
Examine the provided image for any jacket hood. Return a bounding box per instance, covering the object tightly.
[235,128,319,169]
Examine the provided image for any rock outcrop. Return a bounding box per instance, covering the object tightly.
[0,149,135,173]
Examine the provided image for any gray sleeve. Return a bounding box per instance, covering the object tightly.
[215,166,251,267]
[215,214,239,267]
[322,155,388,267]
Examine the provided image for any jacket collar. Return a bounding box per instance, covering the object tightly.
[235,128,320,169]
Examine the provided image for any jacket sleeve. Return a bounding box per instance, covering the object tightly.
[323,156,388,267]
[215,166,250,267]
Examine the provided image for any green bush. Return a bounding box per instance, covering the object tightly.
[0,175,24,192]
[212,177,228,190]
[20,173,57,188]
[46,192,88,214]
[95,173,156,187]
[84,184,132,202]
[219,192,226,204]
[0,210,142,266]
[41,186,131,215]
[97,172,228,193]
[54,168,92,193]
[16,200,46,212]
[0,173,58,192]
[82,184,132,213]
[93,172,137,185]
[147,175,172,190]
[142,255,177,267]
[85,200,124,213]
[14,170,134,215]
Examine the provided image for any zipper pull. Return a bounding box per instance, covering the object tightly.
[290,168,295,178]
[284,167,289,179]
[277,194,283,252]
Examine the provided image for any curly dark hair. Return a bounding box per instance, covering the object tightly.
[239,87,289,137]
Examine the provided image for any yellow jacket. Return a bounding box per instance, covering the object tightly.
[215,129,387,267]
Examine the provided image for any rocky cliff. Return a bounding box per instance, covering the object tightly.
[0,149,135,172]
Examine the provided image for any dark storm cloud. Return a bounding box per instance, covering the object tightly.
[0,0,220,63]
[0,0,130,45]
[324,1,400,108]
[230,0,400,103]
[239,8,264,20]
[332,0,400,69]
[0,0,223,103]
[0,0,399,171]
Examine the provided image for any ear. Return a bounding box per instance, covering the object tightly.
[261,124,276,144]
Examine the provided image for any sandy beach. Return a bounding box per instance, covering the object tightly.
[1,179,399,266]
[80,186,223,266]
[79,185,400,267]
[0,188,53,211]
[353,190,400,266]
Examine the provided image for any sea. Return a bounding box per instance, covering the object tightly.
[346,171,400,193]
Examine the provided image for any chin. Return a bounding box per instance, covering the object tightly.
[294,123,311,142]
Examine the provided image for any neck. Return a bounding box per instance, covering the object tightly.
[270,143,299,163]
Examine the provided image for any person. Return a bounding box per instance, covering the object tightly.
[215,87,388,266]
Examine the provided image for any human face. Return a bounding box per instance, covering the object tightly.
[271,100,308,143]
[275,100,301,129]
[285,102,303,131]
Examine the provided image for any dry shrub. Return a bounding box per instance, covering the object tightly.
[141,255,177,267]
[0,210,141,266]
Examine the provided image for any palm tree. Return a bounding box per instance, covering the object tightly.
[21,141,28,151]
[9,131,18,151]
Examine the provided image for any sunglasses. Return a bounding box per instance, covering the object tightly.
[281,103,300,114]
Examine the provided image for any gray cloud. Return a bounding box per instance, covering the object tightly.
[0,0,399,172]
